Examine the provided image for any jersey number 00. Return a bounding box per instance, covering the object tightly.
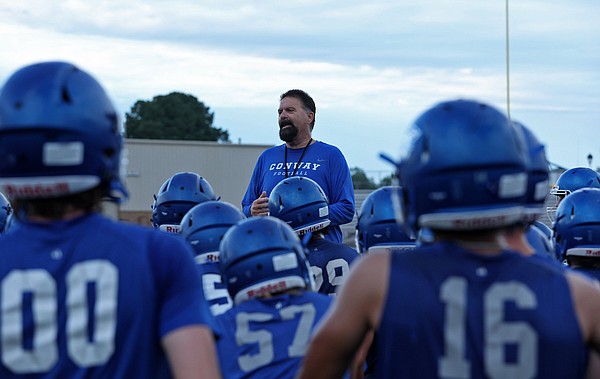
[1,260,118,373]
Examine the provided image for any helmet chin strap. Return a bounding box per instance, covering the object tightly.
[301,232,313,246]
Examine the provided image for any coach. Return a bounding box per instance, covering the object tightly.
[241,89,355,243]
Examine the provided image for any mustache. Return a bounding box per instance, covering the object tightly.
[279,119,294,129]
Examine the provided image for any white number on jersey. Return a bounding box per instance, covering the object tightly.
[438,277,537,379]
[202,273,232,316]
[235,303,316,372]
[1,260,118,373]
[310,258,350,295]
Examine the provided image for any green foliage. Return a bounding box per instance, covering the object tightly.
[351,167,377,190]
[125,92,229,142]
[378,174,395,187]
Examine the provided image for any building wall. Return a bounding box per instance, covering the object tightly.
[119,139,272,225]
[118,139,562,246]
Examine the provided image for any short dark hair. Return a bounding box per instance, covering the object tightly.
[280,89,316,129]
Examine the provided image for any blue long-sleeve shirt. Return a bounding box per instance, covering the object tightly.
[242,140,355,243]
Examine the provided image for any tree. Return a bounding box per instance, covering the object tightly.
[125,92,229,142]
[351,167,377,190]
[378,174,395,187]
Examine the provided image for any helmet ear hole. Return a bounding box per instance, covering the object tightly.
[16,153,29,164]
[61,87,72,103]
[104,148,116,158]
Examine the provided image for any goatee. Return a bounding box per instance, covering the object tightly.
[279,123,298,142]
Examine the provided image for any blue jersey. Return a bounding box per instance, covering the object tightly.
[0,213,212,378]
[375,242,588,378]
[216,291,332,379]
[306,237,358,295]
[241,140,355,243]
[196,262,232,316]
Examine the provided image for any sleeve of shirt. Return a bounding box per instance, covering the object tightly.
[241,153,266,217]
[150,233,217,338]
[325,146,355,227]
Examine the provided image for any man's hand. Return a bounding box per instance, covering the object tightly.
[251,191,270,216]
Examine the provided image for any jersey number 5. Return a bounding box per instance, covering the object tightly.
[235,303,316,372]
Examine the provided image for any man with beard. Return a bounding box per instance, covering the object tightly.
[241,89,355,243]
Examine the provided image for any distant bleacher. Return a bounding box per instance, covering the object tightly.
[341,189,371,247]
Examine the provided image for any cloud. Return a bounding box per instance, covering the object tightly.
[0,0,598,171]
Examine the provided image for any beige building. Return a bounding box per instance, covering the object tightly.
[116,138,368,246]
[118,139,272,226]
[116,138,558,246]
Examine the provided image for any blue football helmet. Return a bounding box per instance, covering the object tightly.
[219,216,314,304]
[512,121,550,222]
[395,99,528,233]
[268,176,330,235]
[179,200,245,263]
[547,167,600,221]
[0,61,127,201]
[355,186,415,253]
[553,188,600,262]
[0,192,12,233]
[151,171,218,232]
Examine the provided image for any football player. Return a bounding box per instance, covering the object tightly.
[151,171,218,233]
[215,216,339,378]
[241,89,355,244]
[355,185,416,254]
[354,185,416,378]
[297,99,600,378]
[0,61,220,379]
[268,176,358,295]
[547,166,600,221]
[553,188,600,281]
[179,200,245,316]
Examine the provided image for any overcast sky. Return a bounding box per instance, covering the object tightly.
[1,1,599,180]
